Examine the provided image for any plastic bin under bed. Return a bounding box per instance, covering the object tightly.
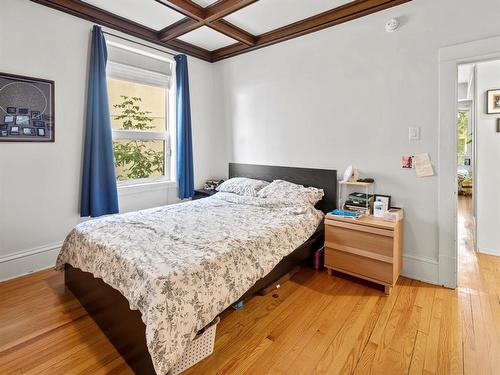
[169,316,220,375]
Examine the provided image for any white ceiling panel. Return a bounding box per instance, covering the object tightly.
[191,0,219,7]
[82,0,185,31]
[225,0,352,35]
[178,26,238,51]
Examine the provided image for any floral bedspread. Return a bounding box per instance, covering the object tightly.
[56,192,323,374]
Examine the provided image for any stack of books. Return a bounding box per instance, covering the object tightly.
[329,209,361,218]
[344,192,373,215]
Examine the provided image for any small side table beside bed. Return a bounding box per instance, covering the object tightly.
[324,213,403,295]
[193,188,218,200]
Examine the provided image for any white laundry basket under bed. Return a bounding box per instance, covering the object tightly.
[169,316,220,375]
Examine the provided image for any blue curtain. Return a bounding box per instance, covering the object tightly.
[175,54,195,199]
[80,25,119,217]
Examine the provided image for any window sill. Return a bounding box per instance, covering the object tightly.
[117,180,177,196]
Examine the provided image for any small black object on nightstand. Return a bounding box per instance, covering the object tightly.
[193,189,217,200]
[357,178,375,183]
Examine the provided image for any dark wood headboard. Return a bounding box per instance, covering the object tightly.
[229,163,337,213]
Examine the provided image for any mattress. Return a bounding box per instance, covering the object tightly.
[56,192,323,374]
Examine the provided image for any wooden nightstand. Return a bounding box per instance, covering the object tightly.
[193,189,217,200]
[324,214,403,295]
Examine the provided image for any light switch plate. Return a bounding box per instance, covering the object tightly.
[408,126,420,141]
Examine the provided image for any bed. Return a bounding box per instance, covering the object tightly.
[60,163,337,374]
[457,168,473,195]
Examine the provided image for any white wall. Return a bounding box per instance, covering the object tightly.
[0,0,226,280]
[475,60,500,255]
[214,0,500,283]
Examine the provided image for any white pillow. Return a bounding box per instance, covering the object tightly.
[216,177,269,197]
[257,180,324,205]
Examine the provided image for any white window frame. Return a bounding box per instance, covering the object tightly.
[107,61,172,187]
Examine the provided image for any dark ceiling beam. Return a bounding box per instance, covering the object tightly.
[31,0,157,40]
[212,0,411,61]
[153,0,204,21]
[204,0,258,22]
[260,0,411,45]
[158,18,201,41]
[166,39,214,61]
[158,17,255,46]
[208,20,256,46]
[210,42,246,61]
[30,0,212,62]
[157,0,259,45]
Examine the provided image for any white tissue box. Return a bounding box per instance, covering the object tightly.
[383,207,404,222]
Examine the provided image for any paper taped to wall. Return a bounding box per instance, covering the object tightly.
[414,153,434,177]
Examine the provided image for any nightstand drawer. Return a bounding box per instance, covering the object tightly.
[325,222,394,258]
[324,247,393,284]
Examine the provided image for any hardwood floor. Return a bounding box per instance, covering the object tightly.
[0,196,499,374]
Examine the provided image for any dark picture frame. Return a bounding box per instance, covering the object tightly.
[0,72,55,142]
[486,89,500,114]
[497,118,500,133]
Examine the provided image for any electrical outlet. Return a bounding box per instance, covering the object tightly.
[408,126,420,141]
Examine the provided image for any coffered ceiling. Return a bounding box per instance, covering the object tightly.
[31,0,411,62]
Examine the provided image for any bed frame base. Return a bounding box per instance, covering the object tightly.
[65,228,322,375]
[66,264,156,374]
[256,265,300,296]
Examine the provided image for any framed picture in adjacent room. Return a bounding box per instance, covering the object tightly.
[0,72,55,142]
[486,89,500,114]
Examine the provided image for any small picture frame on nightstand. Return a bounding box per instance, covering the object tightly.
[374,194,391,210]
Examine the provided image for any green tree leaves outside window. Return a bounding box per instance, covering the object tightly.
[113,96,164,180]
[457,111,472,165]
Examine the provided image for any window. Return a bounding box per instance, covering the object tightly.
[107,61,171,184]
[457,110,470,165]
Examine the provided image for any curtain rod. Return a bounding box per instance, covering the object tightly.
[102,31,177,58]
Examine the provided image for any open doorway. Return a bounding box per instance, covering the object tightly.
[438,35,500,288]
[456,64,476,280]
[457,59,500,284]
[456,64,476,285]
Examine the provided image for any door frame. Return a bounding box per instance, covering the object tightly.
[438,35,500,288]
